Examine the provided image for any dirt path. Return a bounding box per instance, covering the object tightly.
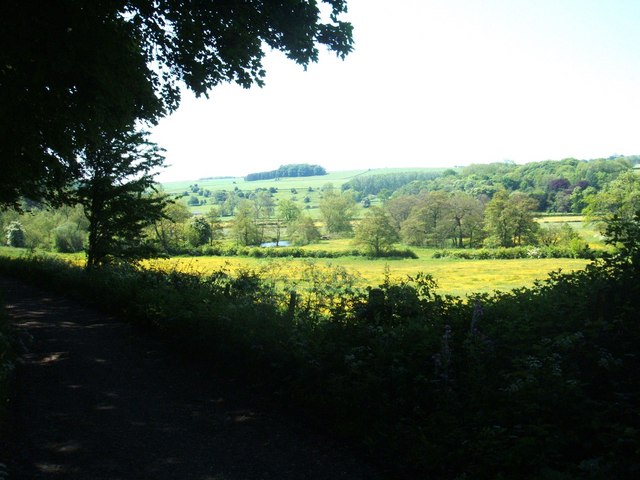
[0,276,380,480]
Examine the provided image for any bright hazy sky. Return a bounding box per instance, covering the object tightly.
[150,0,640,182]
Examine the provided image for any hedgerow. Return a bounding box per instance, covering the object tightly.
[0,215,638,478]
[433,244,601,260]
[190,244,418,259]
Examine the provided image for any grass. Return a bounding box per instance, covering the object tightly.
[162,167,444,195]
[145,255,589,297]
[1,239,590,297]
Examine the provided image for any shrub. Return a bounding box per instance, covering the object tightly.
[52,223,85,253]
[4,221,25,248]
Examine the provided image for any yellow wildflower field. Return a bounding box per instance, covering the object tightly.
[145,256,589,297]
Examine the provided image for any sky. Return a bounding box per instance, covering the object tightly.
[150,0,640,182]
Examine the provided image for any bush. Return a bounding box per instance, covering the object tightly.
[52,223,85,253]
[4,221,25,248]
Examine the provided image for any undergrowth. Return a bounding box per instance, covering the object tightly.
[0,293,17,451]
[0,215,638,478]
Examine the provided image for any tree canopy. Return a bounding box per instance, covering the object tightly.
[354,206,399,256]
[76,128,168,267]
[0,0,353,207]
[245,164,327,181]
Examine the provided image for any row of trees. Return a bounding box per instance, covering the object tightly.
[344,157,636,213]
[355,167,640,254]
[244,164,327,181]
[379,190,541,249]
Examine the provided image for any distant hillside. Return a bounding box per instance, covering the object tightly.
[245,163,326,181]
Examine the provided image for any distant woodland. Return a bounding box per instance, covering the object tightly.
[244,163,327,181]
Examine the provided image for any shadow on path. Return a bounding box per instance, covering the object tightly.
[1,276,379,480]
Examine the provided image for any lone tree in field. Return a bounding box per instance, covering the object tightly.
[76,129,168,268]
[354,206,400,257]
[0,1,354,208]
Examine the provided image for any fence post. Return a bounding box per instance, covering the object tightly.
[287,290,297,319]
[367,287,385,323]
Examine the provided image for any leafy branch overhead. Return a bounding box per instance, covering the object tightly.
[0,0,354,207]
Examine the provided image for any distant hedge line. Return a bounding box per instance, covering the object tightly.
[182,245,419,259]
[433,245,602,260]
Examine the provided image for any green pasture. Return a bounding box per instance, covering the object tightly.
[536,214,605,248]
[162,167,444,194]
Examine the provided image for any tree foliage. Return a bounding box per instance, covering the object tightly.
[400,191,454,247]
[289,216,322,246]
[150,200,192,253]
[186,217,213,248]
[0,0,353,207]
[343,170,444,196]
[245,164,327,181]
[76,129,168,267]
[205,208,224,246]
[319,190,356,234]
[584,170,640,222]
[232,200,262,246]
[484,191,539,247]
[354,206,399,256]
[52,223,85,253]
[4,221,25,248]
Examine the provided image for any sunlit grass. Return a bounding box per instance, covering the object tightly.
[145,255,589,297]
[1,243,591,297]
